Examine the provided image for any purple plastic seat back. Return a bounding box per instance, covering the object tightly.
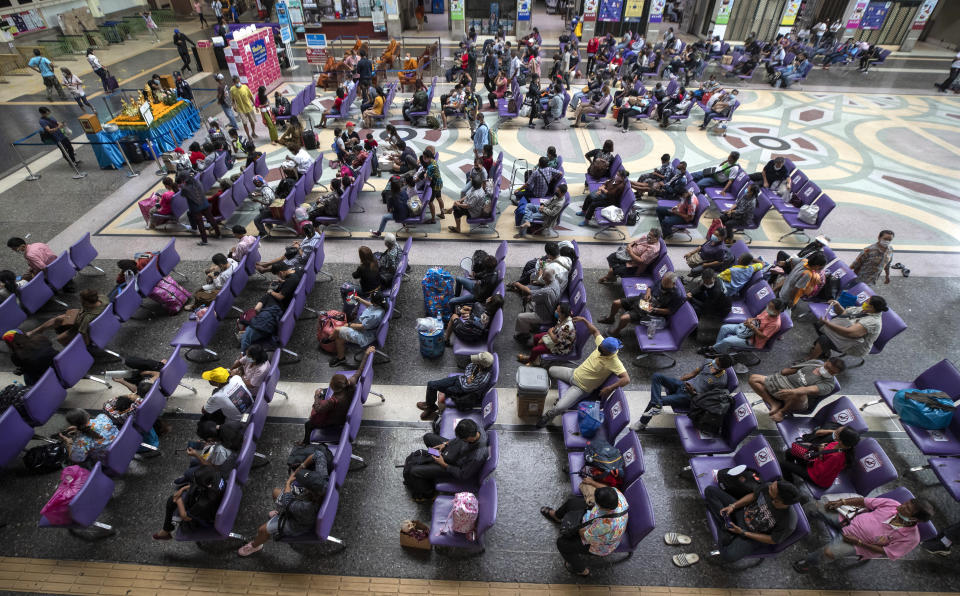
[157,239,180,277]
[733,435,782,482]
[87,304,120,351]
[158,346,188,397]
[68,233,98,271]
[213,151,228,179]
[346,393,363,442]
[847,438,899,496]
[616,431,645,486]
[313,482,340,540]
[617,477,656,552]
[250,395,268,439]
[812,396,868,433]
[275,305,296,347]
[479,388,498,429]
[665,301,699,350]
[21,368,67,426]
[485,309,503,352]
[872,308,906,355]
[44,252,76,290]
[53,335,94,388]
[228,263,250,298]
[19,272,54,314]
[235,424,257,485]
[789,170,808,193]
[133,383,165,434]
[263,353,282,402]
[0,407,35,466]
[475,430,499,486]
[136,257,163,297]
[722,392,759,448]
[213,469,242,538]
[331,427,353,488]
[0,295,26,332]
[113,282,141,322]
[602,389,631,439]
[104,417,142,477]
[743,281,774,317]
[243,239,262,276]
[66,462,115,528]
[915,360,960,399]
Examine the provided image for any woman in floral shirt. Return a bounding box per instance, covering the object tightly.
[60,408,120,465]
[518,303,577,365]
[543,486,628,576]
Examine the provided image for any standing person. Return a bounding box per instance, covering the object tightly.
[255,86,279,143]
[193,0,209,27]
[851,230,894,287]
[60,68,93,112]
[38,107,77,165]
[174,70,194,102]
[415,0,425,31]
[212,0,224,27]
[142,11,161,43]
[173,29,196,73]
[176,170,220,245]
[472,112,490,158]
[28,49,66,101]
[86,48,109,93]
[230,75,259,140]
[215,74,240,130]
[935,51,960,93]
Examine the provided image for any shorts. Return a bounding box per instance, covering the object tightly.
[762,375,809,410]
[621,295,652,323]
[266,515,281,537]
[339,326,375,346]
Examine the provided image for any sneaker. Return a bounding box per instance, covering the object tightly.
[633,421,648,431]
[733,363,749,374]
[416,401,433,411]
[329,357,347,367]
[420,409,439,421]
[535,411,553,429]
[791,559,812,574]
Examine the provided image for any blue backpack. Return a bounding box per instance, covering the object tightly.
[894,389,955,430]
[577,401,604,438]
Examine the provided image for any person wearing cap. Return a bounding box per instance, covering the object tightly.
[404,419,488,501]
[215,73,240,131]
[703,479,803,563]
[230,75,258,140]
[173,29,196,72]
[200,367,254,425]
[417,351,495,421]
[538,316,630,428]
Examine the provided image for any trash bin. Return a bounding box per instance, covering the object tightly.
[419,328,444,359]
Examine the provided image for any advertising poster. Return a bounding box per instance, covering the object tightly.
[450,0,464,20]
[860,1,890,30]
[385,0,399,15]
[780,0,801,26]
[518,0,530,21]
[598,0,623,22]
[250,38,268,65]
[583,0,598,21]
[288,0,305,24]
[2,9,47,36]
[715,0,734,25]
[371,0,385,31]
[625,0,646,22]
[911,0,938,30]
[846,0,868,29]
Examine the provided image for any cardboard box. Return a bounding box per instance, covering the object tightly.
[517,393,545,418]
[77,113,101,134]
[158,74,175,89]
[400,520,431,550]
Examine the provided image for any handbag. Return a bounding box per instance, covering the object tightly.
[614,245,631,262]
[560,507,629,538]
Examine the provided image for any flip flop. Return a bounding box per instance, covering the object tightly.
[152,532,172,540]
[447,226,460,233]
[664,532,692,546]
[540,507,560,523]
[672,553,700,567]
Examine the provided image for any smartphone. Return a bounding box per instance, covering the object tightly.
[427,448,440,457]
[721,513,734,529]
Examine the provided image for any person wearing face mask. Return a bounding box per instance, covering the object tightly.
[517,302,576,366]
[750,156,791,201]
[685,227,733,277]
[229,75,258,141]
[599,271,686,337]
[633,354,733,431]
[779,426,860,489]
[851,230,894,287]
[793,494,934,573]
[228,344,271,391]
[686,269,731,322]
[808,295,887,360]
[704,298,786,356]
[598,228,662,284]
[748,357,845,422]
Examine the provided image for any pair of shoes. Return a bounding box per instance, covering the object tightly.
[791,559,812,574]
[420,409,439,421]
[415,401,434,411]
[196,241,208,246]
[535,412,553,428]
[369,230,382,237]
[575,210,584,217]
[645,406,662,418]
[597,316,614,325]
[329,357,347,367]
[924,544,952,557]
[696,346,717,356]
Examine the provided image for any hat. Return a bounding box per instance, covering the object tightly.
[214,73,224,81]
[2,329,21,345]
[174,28,180,33]
[345,121,355,127]
[470,351,494,368]
[599,337,623,354]
[815,235,830,247]
[252,175,265,186]
[201,367,230,384]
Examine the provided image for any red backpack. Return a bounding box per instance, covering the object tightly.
[587,37,600,54]
[317,310,347,353]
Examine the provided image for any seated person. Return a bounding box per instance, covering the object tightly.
[440,83,466,130]
[175,419,244,485]
[538,319,630,427]
[488,69,509,109]
[684,228,733,277]
[578,169,628,225]
[705,298,785,355]
[153,466,225,540]
[516,183,568,238]
[748,357,845,422]
[632,153,675,190]
[228,225,257,261]
[572,85,612,127]
[699,88,739,129]
[59,408,120,465]
[187,142,207,167]
[250,175,278,239]
[685,269,731,321]
[298,347,375,445]
[228,343,271,391]
[444,294,504,346]
[310,178,344,220]
[238,461,328,555]
[256,224,321,273]
[600,271,685,337]
[26,289,106,346]
[403,419,488,500]
[719,184,759,229]
[450,252,499,307]
[320,87,346,128]
[328,290,387,367]
[776,252,826,307]
[582,140,615,189]
[542,84,565,127]
[656,190,698,238]
[417,351,496,421]
[598,228,662,283]
[749,156,791,200]
[512,269,562,345]
[705,480,803,563]
[361,85,386,128]
[658,90,693,127]
[637,161,687,200]
[5,329,57,386]
[517,303,577,366]
[390,140,419,174]
[446,174,491,234]
[375,232,403,287]
[808,295,886,360]
[350,245,381,299]
[541,485,629,578]
[634,355,733,430]
[200,367,254,424]
[792,494,934,573]
[779,426,860,489]
[719,253,765,297]
[615,92,653,131]
[690,151,741,189]
[185,253,238,311]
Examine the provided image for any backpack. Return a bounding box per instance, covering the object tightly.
[588,157,610,179]
[717,465,761,499]
[581,438,624,488]
[442,491,479,540]
[412,90,428,110]
[687,389,732,436]
[425,115,441,129]
[287,443,334,472]
[317,309,347,353]
[402,449,440,498]
[24,443,67,474]
[577,401,604,438]
[894,389,955,430]
[0,383,29,418]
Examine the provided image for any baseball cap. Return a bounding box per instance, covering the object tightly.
[599,337,623,354]
[470,351,494,367]
[252,175,265,186]
[2,329,21,345]
[345,121,355,127]
[201,367,230,384]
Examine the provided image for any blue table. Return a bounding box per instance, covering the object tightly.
[88,101,202,169]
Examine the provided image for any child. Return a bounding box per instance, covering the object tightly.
[364,133,380,176]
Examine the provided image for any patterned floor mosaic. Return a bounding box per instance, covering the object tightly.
[99,84,960,253]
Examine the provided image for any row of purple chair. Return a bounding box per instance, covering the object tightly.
[764,158,836,243]
[465,157,505,237]
[278,79,317,123]
[313,152,372,237]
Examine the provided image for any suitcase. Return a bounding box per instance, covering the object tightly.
[516,366,549,418]
[149,276,191,314]
[302,129,318,150]
[139,196,158,226]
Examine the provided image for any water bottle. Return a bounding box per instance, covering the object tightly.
[124,270,135,285]
[646,321,656,339]
[435,314,443,333]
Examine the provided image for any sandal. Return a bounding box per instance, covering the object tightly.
[447,226,460,233]
[238,542,264,557]
[540,507,560,523]
[664,532,692,546]
[671,553,700,567]
[152,532,172,540]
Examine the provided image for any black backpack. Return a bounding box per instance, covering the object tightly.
[402,449,438,499]
[688,389,732,436]
[287,443,333,473]
[24,443,67,474]
[0,383,29,418]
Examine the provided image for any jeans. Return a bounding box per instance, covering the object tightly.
[704,485,763,562]
[800,500,858,565]
[220,103,239,130]
[569,90,587,109]
[241,325,270,352]
[702,111,721,127]
[376,213,394,234]
[938,67,959,91]
[638,373,691,426]
[554,496,592,572]
[713,323,752,354]
[692,171,719,188]
[656,206,686,236]
[425,376,464,408]
[450,276,476,307]
[543,366,587,421]
[254,206,272,235]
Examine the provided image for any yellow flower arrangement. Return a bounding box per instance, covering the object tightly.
[108,100,188,130]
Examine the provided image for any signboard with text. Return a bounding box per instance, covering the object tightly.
[780,0,801,26]
[861,1,890,30]
[598,0,623,22]
[715,0,734,25]
[846,0,868,29]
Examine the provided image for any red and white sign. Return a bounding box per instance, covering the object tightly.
[306,48,328,64]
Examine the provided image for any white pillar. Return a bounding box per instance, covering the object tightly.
[899,0,938,52]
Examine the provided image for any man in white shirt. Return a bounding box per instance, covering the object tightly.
[211,0,223,25]
[186,253,238,310]
[935,51,960,93]
[201,368,253,424]
[291,146,314,175]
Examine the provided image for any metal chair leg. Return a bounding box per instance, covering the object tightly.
[633,352,677,369]
[179,382,198,394]
[84,375,113,389]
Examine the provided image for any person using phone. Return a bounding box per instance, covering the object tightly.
[704,480,804,562]
[402,419,487,501]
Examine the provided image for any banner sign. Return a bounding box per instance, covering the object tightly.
[861,1,890,30]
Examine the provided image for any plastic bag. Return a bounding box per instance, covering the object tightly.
[600,206,623,222]
[416,317,443,334]
[577,402,604,438]
[40,465,90,525]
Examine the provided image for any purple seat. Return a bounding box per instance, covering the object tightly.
[0,407,35,466]
[613,477,657,554]
[902,413,960,457]
[112,282,141,322]
[213,151,228,179]
[635,300,698,370]
[436,430,499,494]
[19,272,55,314]
[0,295,27,334]
[250,394,268,439]
[585,154,622,191]
[169,307,219,361]
[133,383,165,434]
[103,417,142,478]
[241,238,261,276]
[369,83,397,125]
[689,436,782,497]
[19,368,67,426]
[622,99,658,130]
[38,462,115,530]
[728,193,773,245]
[667,192,709,242]
[86,304,121,358]
[808,279,870,320]
[309,389,362,444]
[775,396,867,448]
[724,280,774,324]
[621,251,674,299]
[568,430,645,496]
[175,469,244,542]
[876,487,938,541]
[157,239,181,278]
[228,261,250,300]
[261,353,284,402]
[452,308,502,357]
[276,481,342,546]
[437,388,498,437]
[53,335,95,388]
[254,153,269,178]
[704,170,750,204]
[213,187,236,224]
[675,392,757,455]
[927,458,960,503]
[135,257,163,298]
[593,185,636,241]
[314,179,353,236]
[779,194,835,242]
[871,359,960,414]
[234,423,257,485]
[541,314,593,365]
[703,499,809,560]
[158,346,191,397]
[430,476,496,552]
[326,426,353,488]
[198,164,217,191]
[561,388,631,450]
[268,305,300,363]
[68,233,104,274]
[408,77,437,121]
[44,252,77,292]
[805,438,898,499]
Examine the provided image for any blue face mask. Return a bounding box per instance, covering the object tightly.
[554,311,560,319]
[709,234,719,243]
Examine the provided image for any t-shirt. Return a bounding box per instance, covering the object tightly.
[842,497,921,560]
[773,360,836,396]
[573,335,627,392]
[650,281,684,316]
[763,160,788,183]
[778,259,821,306]
[24,242,57,275]
[686,359,729,395]
[230,83,255,113]
[29,56,54,77]
[204,376,254,422]
[822,306,882,357]
[806,440,847,488]
[263,270,301,310]
[310,388,353,427]
[742,484,797,543]
[240,359,271,389]
[581,488,629,556]
[750,310,782,349]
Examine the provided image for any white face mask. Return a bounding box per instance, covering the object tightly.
[703,282,715,289]
[879,239,891,247]
[817,366,829,376]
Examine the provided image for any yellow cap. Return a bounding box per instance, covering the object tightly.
[201,367,230,384]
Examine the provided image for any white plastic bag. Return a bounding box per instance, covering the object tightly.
[416,317,443,334]
[600,206,624,222]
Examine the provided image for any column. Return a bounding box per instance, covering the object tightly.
[516,0,532,37]
[385,0,402,36]
[581,0,598,42]
[837,0,867,42]
[646,0,665,43]
[449,0,465,36]
[899,0,938,52]
[706,0,730,40]
[776,0,802,37]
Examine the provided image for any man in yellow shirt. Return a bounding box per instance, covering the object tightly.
[229,75,258,140]
[537,316,630,428]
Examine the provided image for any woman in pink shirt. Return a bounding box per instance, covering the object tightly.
[148,177,178,229]
[793,495,935,573]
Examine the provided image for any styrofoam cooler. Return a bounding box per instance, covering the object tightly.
[419,328,444,358]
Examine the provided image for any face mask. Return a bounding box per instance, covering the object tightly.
[709,234,719,243]
[817,366,829,376]
[554,311,560,319]
[767,308,777,316]
[897,513,914,523]
[703,282,715,289]
[879,239,891,247]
